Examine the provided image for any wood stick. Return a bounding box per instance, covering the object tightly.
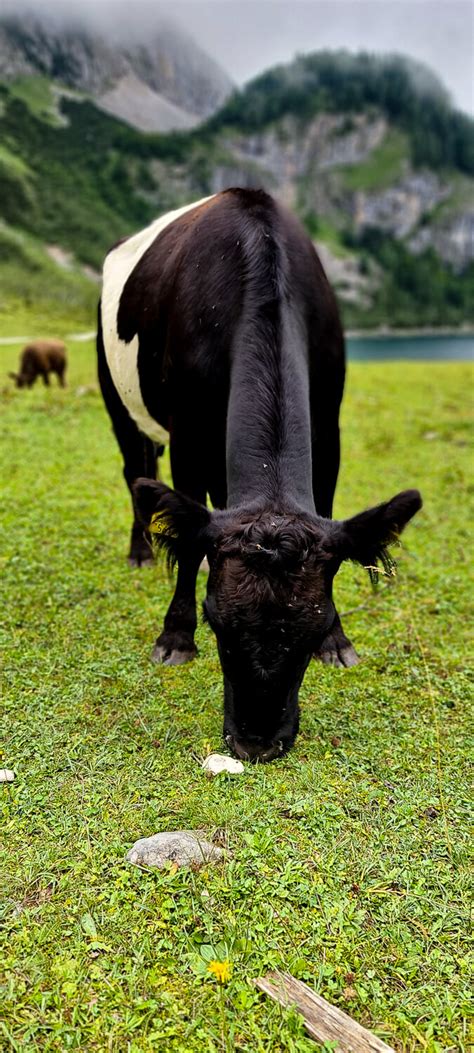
[253,971,396,1052]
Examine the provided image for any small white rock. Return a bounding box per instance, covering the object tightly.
[202,753,244,775]
[0,769,15,783]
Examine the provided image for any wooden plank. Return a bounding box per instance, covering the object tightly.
[253,971,396,1053]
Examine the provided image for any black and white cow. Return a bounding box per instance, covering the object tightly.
[98,188,421,761]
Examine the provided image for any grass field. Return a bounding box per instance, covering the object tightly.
[1,322,472,1052]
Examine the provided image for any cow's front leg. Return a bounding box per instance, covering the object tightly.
[314,612,360,668]
[152,554,201,666]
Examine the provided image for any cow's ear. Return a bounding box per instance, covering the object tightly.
[8,372,18,380]
[133,478,211,567]
[333,489,422,580]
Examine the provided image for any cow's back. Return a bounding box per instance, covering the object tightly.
[99,189,344,445]
[21,339,65,372]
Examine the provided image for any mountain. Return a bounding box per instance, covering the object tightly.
[0,13,232,131]
[0,39,473,329]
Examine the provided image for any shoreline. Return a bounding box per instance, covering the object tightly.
[1,328,473,347]
[346,326,474,339]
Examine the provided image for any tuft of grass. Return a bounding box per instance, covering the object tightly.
[1,310,472,1051]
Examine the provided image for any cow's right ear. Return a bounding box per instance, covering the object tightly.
[331,489,422,580]
[8,372,18,381]
[133,478,211,567]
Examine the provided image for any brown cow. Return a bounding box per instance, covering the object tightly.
[9,339,67,388]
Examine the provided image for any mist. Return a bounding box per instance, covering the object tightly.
[1,0,472,113]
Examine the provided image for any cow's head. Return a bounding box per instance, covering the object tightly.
[8,372,25,388]
[134,480,422,761]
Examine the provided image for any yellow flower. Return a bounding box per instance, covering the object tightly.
[207,959,231,984]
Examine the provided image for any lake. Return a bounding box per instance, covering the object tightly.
[346,333,474,362]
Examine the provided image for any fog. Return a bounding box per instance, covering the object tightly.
[1,0,472,114]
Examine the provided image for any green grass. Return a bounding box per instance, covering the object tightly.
[8,77,65,126]
[1,316,472,1051]
[0,224,98,319]
[0,301,95,347]
[0,143,31,178]
[430,171,474,223]
[300,211,350,260]
[342,130,408,192]
[314,217,349,256]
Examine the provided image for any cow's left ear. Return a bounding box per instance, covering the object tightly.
[332,489,422,576]
[133,478,211,567]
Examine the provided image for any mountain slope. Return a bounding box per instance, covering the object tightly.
[97,74,201,133]
[0,47,473,328]
[0,12,232,131]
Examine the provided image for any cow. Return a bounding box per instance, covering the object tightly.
[98,188,422,761]
[8,339,67,388]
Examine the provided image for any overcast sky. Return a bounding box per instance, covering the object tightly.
[2,0,473,114]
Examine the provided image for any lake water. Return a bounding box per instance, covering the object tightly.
[346,333,474,362]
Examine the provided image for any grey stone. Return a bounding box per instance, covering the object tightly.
[127,830,226,868]
[0,769,15,783]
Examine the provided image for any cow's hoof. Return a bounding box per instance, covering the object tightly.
[319,642,360,668]
[151,640,197,666]
[315,625,360,669]
[128,528,153,567]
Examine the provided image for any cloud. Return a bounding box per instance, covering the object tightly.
[1,0,472,112]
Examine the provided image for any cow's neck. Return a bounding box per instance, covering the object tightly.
[226,307,315,513]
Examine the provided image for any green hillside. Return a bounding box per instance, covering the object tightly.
[1,51,473,330]
[207,51,474,175]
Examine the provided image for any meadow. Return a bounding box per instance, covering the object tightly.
[1,314,472,1052]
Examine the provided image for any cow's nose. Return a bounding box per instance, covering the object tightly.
[226,734,284,763]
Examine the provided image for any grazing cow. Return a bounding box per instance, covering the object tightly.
[98,188,421,761]
[9,339,67,388]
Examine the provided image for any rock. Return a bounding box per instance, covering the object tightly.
[410,210,474,270]
[202,753,244,776]
[0,769,15,782]
[353,172,450,240]
[127,830,225,868]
